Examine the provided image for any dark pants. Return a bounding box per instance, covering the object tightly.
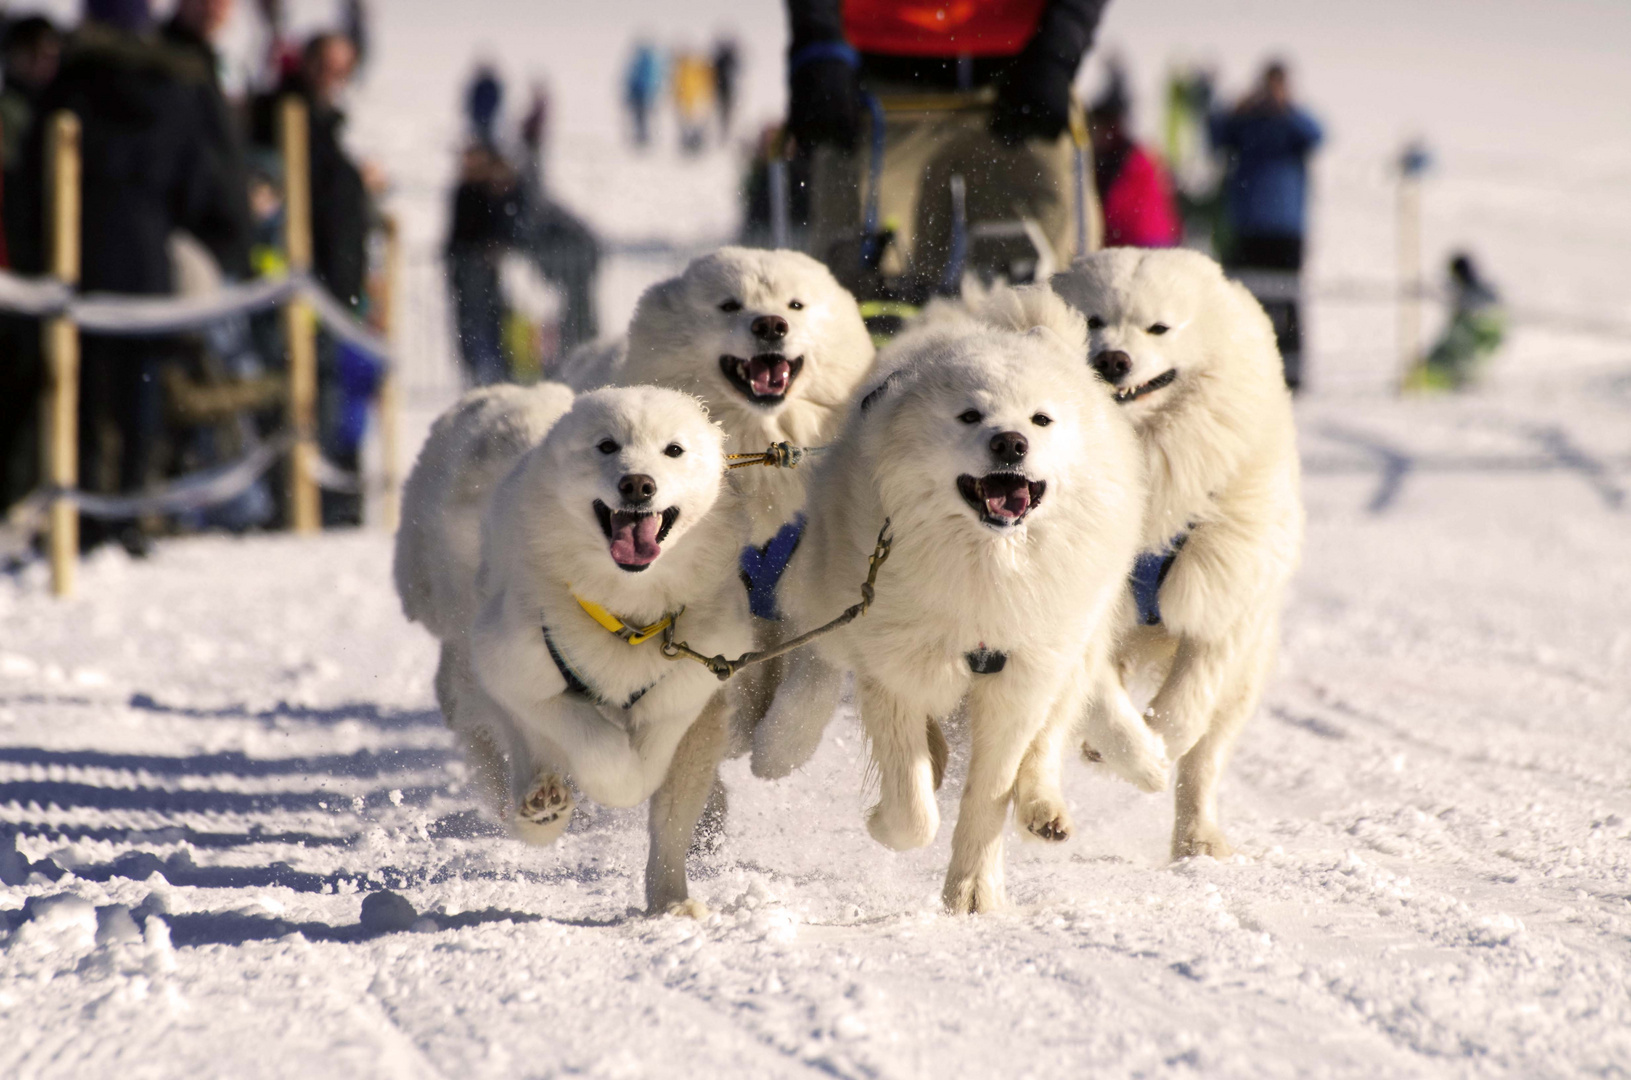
[1225,234,1304,391]
[79,336,165,546]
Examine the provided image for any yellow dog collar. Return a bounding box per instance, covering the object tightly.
[573,595,676,646]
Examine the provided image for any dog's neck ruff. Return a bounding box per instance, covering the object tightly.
[538,594,679,711]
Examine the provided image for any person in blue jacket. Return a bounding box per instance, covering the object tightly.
[1209,61,1321,390]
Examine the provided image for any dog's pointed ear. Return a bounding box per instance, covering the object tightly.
[637,274,687,317]
[1023,324,1074,355]
[858,370,903,414]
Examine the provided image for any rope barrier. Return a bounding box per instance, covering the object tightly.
[0,268,393,361]
[0,432,368,560]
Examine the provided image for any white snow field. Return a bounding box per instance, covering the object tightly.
[5,1,1631,1076]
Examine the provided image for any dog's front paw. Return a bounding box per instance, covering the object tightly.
[1017,797,1072,843]
[1083,731,1170,794]
[1172,823,1235,861]
[520,772,574,823]
[866,794,938,851]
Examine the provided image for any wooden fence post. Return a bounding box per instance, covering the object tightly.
[377,214,402,532]
[45,111,81,597]
[280,95,320,533]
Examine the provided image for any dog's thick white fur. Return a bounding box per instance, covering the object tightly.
[396,384,752,914]
[557,246,875,544]
[1049,248,1304,859]
[752,321,1145,913]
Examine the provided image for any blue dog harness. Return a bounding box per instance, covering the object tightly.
[1130,532,1190,626]
[739,514,807,620]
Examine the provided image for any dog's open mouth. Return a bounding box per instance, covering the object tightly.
[957,472,1046,528]
[593,500,680,571]
[1113,368,1178,404]
[720,354,805,405]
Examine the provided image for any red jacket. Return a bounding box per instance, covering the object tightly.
[843,0,1048,57]
[1101,145,1182,249]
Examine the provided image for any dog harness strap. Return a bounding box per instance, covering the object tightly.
[1129,531,1190,626]
[572,595,674,645]
[739,514,807,621]
[541,625,660,711]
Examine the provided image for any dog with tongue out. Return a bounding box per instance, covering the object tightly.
[752,318,1148,915]
[449,385,755,917]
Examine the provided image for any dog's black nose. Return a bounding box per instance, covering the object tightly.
[1092,349,1132,384]
[751,314,789,341]
[618,473,657,505]
[989,431,1028,466]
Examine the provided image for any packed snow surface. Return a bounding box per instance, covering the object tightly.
[5,0,1631,1076]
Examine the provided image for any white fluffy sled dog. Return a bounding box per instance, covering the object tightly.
[753,316,1146,913]
[1049,247,1304,859]
[556,246,875,543]
[395,383,752,914]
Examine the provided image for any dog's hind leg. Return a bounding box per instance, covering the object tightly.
[861,675,941,851]
[646,690,730,917]
[943,666,1059,914]
[1171,622,1274,860]
[752,648,844,779]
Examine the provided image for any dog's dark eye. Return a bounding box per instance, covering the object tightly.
[957,409,982,425]
[596,439,619,455]
[1147,323,1169,335]
[788,299,804,311]
[719,299,742,313]
[664,443,685,458]
[1087,316,1106,330]
[1031,413,1052,427]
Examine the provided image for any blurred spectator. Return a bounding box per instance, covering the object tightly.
[466,63,502,147]
[1406,252,1507,392]
[0,15,60,511]
[672,49,714,155]
[1,15,60,183]
[624,40,662,148]
[9,0,234,552]
[447,141,523,387]
[252,32,369,309]
[1209,60,1322,390]
[1088,68,1181,249]
[517,84,598,357]
[163,0,254,279]
[712,36,739,137]
[251,31,376,526]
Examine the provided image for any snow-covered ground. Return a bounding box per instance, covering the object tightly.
[5,1,1631,1076]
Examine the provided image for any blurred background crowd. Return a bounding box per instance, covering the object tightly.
[0,0,1516,563]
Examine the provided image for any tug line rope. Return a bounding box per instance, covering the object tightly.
[660,519,893,681]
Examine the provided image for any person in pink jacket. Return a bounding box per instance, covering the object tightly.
[1088,75,1182,248]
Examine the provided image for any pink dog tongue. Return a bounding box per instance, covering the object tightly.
[985,478,1030,520]
[747,356,791,396]
[609,514,663,566]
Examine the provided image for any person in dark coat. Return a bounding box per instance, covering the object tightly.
[0,16,61,514]
[251,32,369,310]
[9,0,229,552]
[711,37,739,137]
[250,32,374,526]
[1209,60,1322,390]
[162,0,253,279]
[446,141,523,387]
